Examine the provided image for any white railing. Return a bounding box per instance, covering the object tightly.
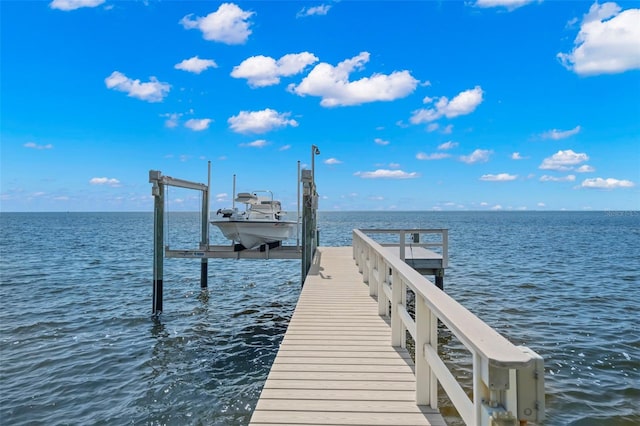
[353,229,544,426]
[358,228,448,268]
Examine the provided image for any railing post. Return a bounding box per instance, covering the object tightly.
[429,311,438,409]
[416,296,431,405]
[369,253,378,296]
[352,231,357,260]
[363,246,370,283]
[399,231,406,260]
[378,261,388,316]
[400,277,407,349]
[391,269,402,347]
[370,248,374,284]
[473,351,484,426]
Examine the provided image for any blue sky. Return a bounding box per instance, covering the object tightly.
[1,0,639,212]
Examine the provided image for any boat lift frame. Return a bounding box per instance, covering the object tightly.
[149,147,321,316]
[149,167,211,316]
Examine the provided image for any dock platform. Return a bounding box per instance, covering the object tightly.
[249,247,446,426]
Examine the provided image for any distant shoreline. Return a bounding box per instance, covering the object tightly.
[1,210,638,214]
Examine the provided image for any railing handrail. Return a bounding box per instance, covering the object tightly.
[359,228,448,233]
[354,229,531,368]
[359,228,449,269]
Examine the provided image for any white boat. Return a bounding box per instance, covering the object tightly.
[211,191,297,250]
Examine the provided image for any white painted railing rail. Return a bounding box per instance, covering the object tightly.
[353,229,545,426]
[358,228,448,268]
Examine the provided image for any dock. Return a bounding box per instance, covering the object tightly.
[249,247,446,426]
[148,165,545,426]
[248,230,545,426]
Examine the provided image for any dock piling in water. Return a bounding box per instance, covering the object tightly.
[150,170,164,316]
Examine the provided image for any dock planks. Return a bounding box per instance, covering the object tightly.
[249,247,446,426]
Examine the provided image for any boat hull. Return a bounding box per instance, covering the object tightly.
[211,220,297,249]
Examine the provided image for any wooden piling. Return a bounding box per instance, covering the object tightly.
[200,161,211,289]
[151,171,164,316]
[301,169,313,282]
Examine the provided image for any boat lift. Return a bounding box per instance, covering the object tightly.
[149,147,321,316]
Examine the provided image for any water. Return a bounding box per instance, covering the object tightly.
[1,211,638,425]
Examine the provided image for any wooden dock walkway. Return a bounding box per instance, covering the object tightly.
[249,246,446,426]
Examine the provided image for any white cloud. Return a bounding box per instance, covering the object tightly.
[438,141,458,150]
[511,152,526,160]
[490,204,503,211]
[228,109,298,134]
[473,0,536,11]
[297,4,332,17]
[24,142,53,150]
[558,3,640,75]
[240,139,269,148]
[49,0,104,11]
[90,177,121,187]
[537,202,546,207]
[185,118,212,131]
[411,86,484,124]
[581,177,635,189]
[460,149,492,164]
[540,174,577,182]
[180,3,254,45]
[539,149,589,171]
[416,152,450,160]
[576,164,595,173]
[374,138,390,146]
[279,144,291,151]
[541,125,581,140]
[175,56,218,74]
[341,192,359,199]
[324,158,342,165]
[162,113,182,128]
[231,52,318,87]
[388,162,401,169]
[480,173,518,181]
[105,71,170,103]
[288,52,419,107]
[354,169,420,179]
[215,193,228,202]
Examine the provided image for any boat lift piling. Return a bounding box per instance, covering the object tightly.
[151,171,164,315]
[301,145,320,281]
[149,165,211,316]
[200,163,211,289]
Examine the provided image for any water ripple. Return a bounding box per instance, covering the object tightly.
[1,211,638,425]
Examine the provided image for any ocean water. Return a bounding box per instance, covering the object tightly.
[0,211,638,425]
